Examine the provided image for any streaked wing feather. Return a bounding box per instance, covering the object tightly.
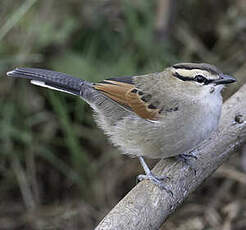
[94,80,133,106]
[126,90,160,120]
[94,78,160,120]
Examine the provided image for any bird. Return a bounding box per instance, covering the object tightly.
[7,63,236,191]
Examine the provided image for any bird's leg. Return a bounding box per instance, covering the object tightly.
[137,156,172,194]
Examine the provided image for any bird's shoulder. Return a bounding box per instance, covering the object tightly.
[93,71,169,120]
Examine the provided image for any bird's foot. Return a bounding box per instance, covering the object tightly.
[137,156,173,195]
[178,153,197,161]
[137,172,169,183]
[137,172,172,195]
[177,153,197,174]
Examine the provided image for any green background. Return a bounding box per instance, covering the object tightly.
[1,0,246,229]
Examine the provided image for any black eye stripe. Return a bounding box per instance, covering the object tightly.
[173,72,213,85]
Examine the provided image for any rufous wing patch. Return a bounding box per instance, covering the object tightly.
[94,80,133,106]
[126,89,160,120]
[94,80,161,120]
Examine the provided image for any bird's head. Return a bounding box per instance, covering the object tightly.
[168,63,236,97]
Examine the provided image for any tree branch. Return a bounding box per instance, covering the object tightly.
[95,84,246,230]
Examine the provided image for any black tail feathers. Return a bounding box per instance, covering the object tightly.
[7,67,87,96]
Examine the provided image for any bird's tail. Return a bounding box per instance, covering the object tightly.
[7,67,91,96]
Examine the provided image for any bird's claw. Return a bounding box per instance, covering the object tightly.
[136,172,173,195]
[177,153,197,175]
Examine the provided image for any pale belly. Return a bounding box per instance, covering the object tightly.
[108,98,222,159]
[91,89,223,159]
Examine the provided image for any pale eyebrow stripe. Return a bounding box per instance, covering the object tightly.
[174,69,210,78]
[172,63,220,75]
[173,72,193,81]
[173,71,214,84]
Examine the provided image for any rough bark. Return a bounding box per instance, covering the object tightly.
[95,84,246,230]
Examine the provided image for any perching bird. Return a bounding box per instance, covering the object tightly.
[7,63,236,191]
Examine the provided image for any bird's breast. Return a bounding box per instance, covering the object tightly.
[108,93,222,159]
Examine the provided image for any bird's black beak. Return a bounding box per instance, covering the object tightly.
[213,74,237,85]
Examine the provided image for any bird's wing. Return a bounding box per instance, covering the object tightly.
[7,68,162,121]
[93,75,161,121]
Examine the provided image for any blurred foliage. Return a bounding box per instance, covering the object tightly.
[0,0,246,229]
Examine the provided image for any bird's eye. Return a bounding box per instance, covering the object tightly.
[194,75,208,84]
